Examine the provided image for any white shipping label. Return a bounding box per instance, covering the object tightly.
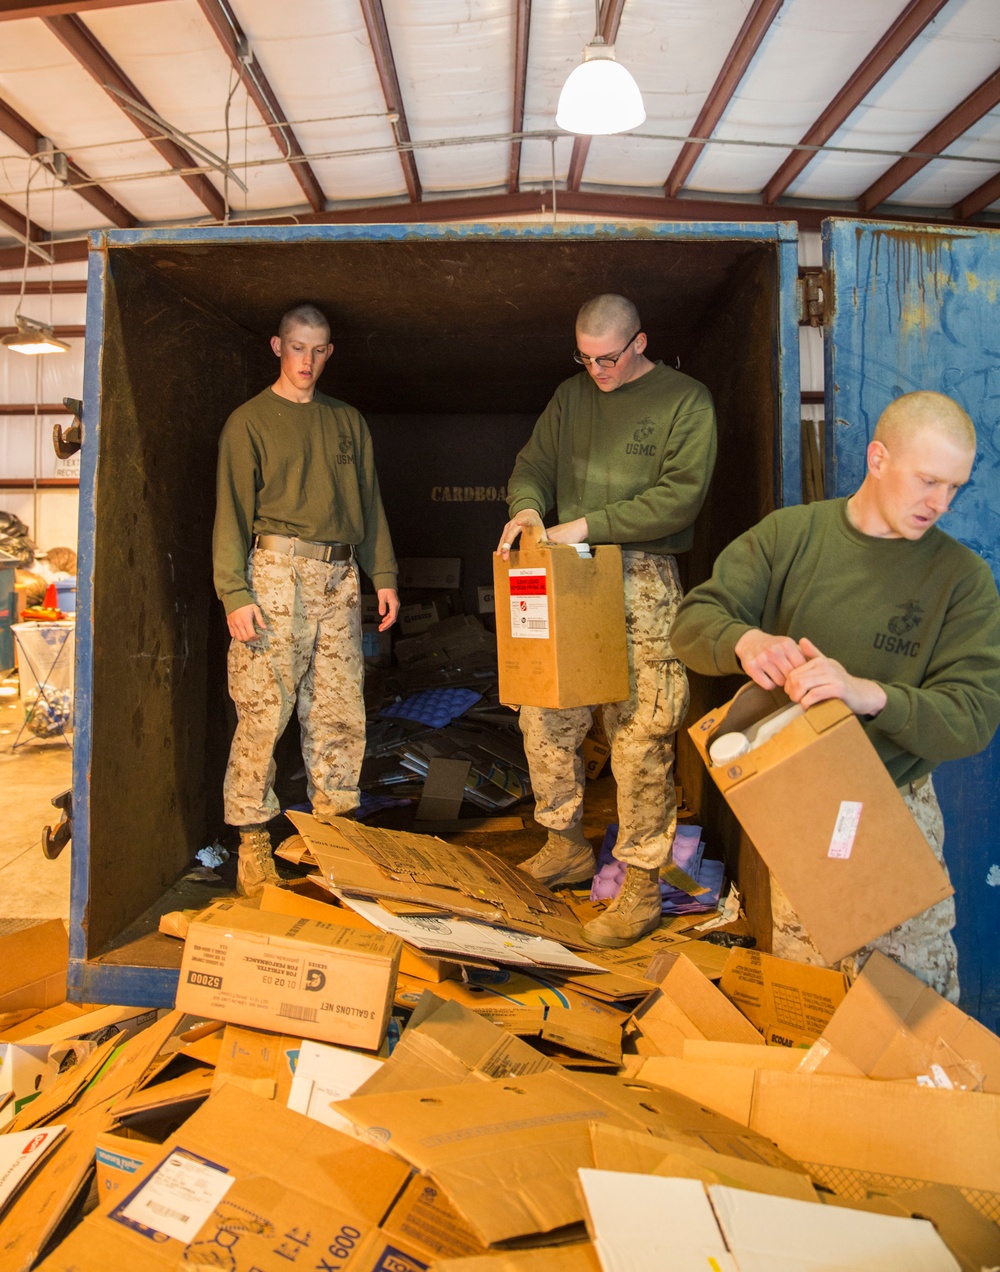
[119,1150,234,1243]
[828,801,863,859]
[509,567,548,640]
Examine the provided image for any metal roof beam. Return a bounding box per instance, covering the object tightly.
[565,0,626,193]
[0,279,86,293]
[860,67,1000,212]
[0,0,162,19]
[0,237,85,270]
[0,94,135,229]
[665,0,783,197]
[955,170,1000,221]
[358,0,421,202]
[763,0,950,205]
[194,0,325,214]
[43,13,226,221]
[508,0,531,193]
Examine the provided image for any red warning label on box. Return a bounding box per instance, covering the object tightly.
[509,569,547,596]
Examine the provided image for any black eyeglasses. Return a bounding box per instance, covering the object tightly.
[573,330,641,368]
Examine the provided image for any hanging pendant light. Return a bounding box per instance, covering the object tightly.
[556,1,645,136]
[1,315,69,355]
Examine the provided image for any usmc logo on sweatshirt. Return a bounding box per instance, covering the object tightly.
[874,600,924,657]
[336,436,355,465]
[626,418,657,456]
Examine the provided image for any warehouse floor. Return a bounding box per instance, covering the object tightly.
[0,687,72,922]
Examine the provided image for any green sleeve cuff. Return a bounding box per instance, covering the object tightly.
[711,622,751,674]
[872,684,911,734]
[585,510,611,544]
[222,590,255,616]
[508,495,542,517]
[370,572,398,592]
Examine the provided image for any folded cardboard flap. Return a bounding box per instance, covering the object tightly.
[814,949,1000,1092]
[630,951,764,1057]
[748,1070,1000,1212]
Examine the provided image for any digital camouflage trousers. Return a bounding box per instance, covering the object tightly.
[771,775,959,1002]
[223,548,365,827]
[519,550,689,870]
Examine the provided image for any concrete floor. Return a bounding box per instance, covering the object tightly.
[0,682,73,922]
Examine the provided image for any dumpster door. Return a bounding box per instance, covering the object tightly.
[822,218,1000,1027]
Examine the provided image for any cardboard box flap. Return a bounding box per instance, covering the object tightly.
[814,950,1000,1092]
[631,951,765,1056]
[719,949,848,1045]
[188,903,402,961]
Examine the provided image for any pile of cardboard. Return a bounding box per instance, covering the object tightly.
[3,818,1000,1272]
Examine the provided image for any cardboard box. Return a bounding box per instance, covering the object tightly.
[176,904,401,1050]
[718,948,848,1047]
[260,880,460,983]
[689,684,953,963]
[93,1133,162,1203]
[582,716,611,781]
[398,556,462,589]
[397,598,449,636]
[812,950,1000,1091]
[41,1086,412,1272]
[477,585,495,615]
[0,919,67,1015]
[493,531,628,709]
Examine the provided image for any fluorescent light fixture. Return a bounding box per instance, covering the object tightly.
[1,316,70,355]
[556,4,645,136]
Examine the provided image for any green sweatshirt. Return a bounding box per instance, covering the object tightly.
[507,362,717,554]
[671,498,1000,786]
[213,387,397,614]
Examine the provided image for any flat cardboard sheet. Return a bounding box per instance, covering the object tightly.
[719,949,848,1046]
[334,1068,805,1245]
[286,1038,382,1133]
[209,1024,300,1102]
[0,1124,66,1217]
[288,812,586,948]
[690,686,954,963]
[335,891,602,973]
[813,949,1000,1091]
[433,1248,601,1271]
[578,1170,959,1272]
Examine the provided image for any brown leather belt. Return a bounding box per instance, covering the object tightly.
[254,534,353,563]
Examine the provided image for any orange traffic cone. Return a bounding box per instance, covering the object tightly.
[43,583,59,610]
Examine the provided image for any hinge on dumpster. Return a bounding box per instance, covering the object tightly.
[798,269,826,327]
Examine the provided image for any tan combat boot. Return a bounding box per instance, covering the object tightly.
[517,824,596,889]
[583,865,662,947]
[236,827,281,898]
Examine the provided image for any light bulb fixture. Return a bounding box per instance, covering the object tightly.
[556,2,645,136]
[1,315,70,356]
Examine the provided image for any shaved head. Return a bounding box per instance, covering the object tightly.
[576,294,641,342]
[278,303,330,339]
[874,391,976,455]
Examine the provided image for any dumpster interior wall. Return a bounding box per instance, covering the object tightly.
[85,235,781,963]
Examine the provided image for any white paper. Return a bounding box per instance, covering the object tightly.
[827,800,863,859]
[333,892,603,973]
[120,1151,235,1243]
[578,1169,736,1272]
[287,1039,382,1133]
[708,1184,960,1271]
[0,1125,65,1212]
[509,567,549,639]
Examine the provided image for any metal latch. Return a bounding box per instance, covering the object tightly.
[42,789,72,860]
[798,269,826,327]
[53,397,82,459]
